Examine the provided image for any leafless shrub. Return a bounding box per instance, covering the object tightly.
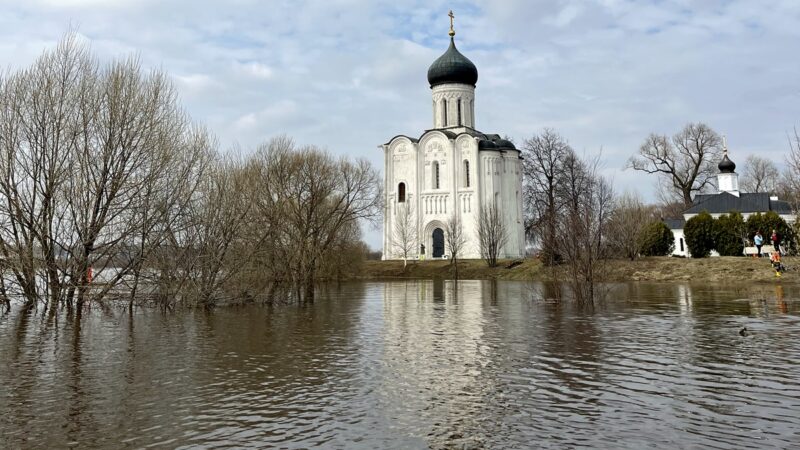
[444,213,466,279]
[391,202,417,270]
[558,153,614,302]
[605,191,654,260]
[476,203,507,267]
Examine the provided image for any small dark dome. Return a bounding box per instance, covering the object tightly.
[495,139,516,149]
[478,139,497,150]
[427,38,478,88]
[718,153,736,173]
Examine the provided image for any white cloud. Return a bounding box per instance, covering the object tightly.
[236,61,273,79]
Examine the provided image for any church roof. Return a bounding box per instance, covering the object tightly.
[383,129,519,157]
[685,192,792,215]
[427,37,478,88]
[663,218,685,230]
[480,134,516,150]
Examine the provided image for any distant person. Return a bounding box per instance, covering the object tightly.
[420,243,425,261]
[771,229,782,255]
[754,231,764,257]
[770,251,784,277]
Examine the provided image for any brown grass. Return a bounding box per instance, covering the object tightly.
[357,256,797,283]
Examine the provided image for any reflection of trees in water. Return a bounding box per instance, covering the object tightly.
[0,284,370,448]
[64,316,100,446]
[1,307,38,441]
[3,281,799,447]
[536,293,603,416]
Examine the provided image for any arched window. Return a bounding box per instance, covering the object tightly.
[463,160,470,187]
[433,162,440,189]
[398,182,406,203]
[442,99,448,126]
[457,99,462,126]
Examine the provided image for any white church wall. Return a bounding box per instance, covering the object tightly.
[419,134,451,192]
[671,229,688,257]
[717,172,739,195]
[501,153,524,258]
[382,137,524,260]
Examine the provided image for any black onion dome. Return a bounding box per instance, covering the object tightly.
[718,153,736,173]
[427,38,478,88]
[478,139,497,150]
[495,138,516,149]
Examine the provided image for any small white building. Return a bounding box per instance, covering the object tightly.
[381,18,525,260]
[667,147,794,257]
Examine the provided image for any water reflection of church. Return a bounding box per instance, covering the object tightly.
[380,13,525,260]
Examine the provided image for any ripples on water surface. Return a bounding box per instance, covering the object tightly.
[1,281,799,449]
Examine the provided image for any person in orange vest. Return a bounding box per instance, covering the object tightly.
[770,251,783,277]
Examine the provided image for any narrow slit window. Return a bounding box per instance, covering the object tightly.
[398,182,406,203]
[464,160,470,187]
[433,162,440,189]
[442,99,448,126]
[457,99,462,126]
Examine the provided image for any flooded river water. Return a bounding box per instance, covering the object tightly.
[1,280,799,449]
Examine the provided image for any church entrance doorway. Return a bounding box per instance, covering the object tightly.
[432,228,445,258]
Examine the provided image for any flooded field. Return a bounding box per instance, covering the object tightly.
[1,281,799,448]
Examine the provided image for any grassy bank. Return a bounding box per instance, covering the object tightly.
[359,256,798,283]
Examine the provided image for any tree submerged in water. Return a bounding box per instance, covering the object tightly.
[0,35,381,313]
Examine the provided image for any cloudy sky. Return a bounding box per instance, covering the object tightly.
[1,0,799,248]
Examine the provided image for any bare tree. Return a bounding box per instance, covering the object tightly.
[176,156,253,307]
[444,213,466,279]
[0,35,384,312]
[521,129,573,265]
[558,153,614,302]
[391,202,417,270]
[476,202,508,267]
[0,34,215,312]
[740,155,779,193]
[0,34,89,309]
[628,123,723,208]
[654,200,686,220]
[781,127,800,214]
[123,124,214,308]
[250,138,382,301]
[605,191,653,260]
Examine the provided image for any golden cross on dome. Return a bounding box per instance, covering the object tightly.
[448,10,455,37]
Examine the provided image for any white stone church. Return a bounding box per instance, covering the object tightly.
[381,19,525,260]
